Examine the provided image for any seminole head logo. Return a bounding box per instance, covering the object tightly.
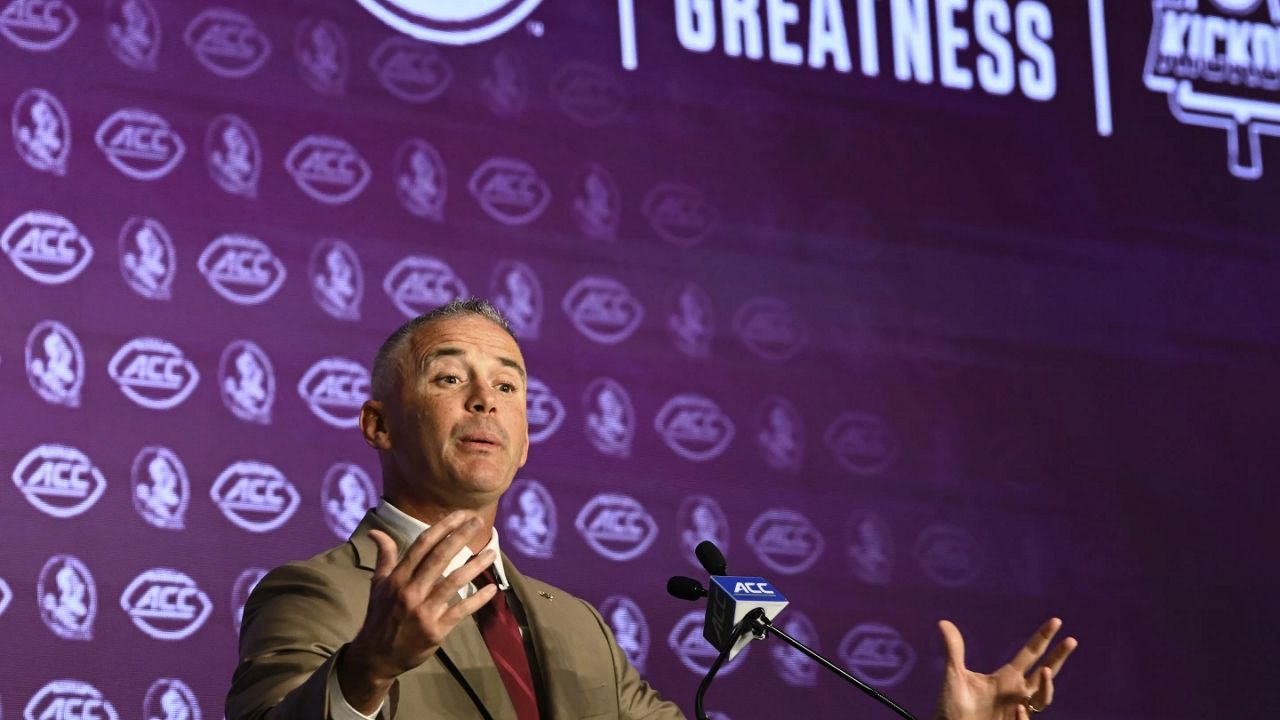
[1145,0,1280,179]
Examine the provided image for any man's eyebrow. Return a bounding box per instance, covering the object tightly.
[499,356,527,380]
[417,347,527,380]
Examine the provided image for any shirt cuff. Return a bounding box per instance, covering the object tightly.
[327,654,385,720]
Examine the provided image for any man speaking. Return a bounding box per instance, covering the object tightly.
[226,299,1076,720]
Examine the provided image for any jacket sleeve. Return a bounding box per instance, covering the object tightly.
[580,599,687,720]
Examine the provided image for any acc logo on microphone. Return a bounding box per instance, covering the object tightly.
[219,339,275,424]
[562,275,644,345]
[2,210,93,285]
[310,238,363,320]
[552,62,627,127]
[321,462,377,540]
[824,412,900,475]
[211,460,299,533]
[25,319,83,407]
[118,216,176,300]
[500,477,557,559]
[746,508,825,575]
[198,233,287,305]
[370,36,453,103]
[771,611,820,687]
[676,494,729,570]
[37,554,96,640]
[469,156,551,226]
[583,378,634,458]
[297,357,370,428]
[143,679,201,720]
[838,623,915,687]
[525,377,565,444]
[285,134,371,205]
[108,337,200,410]
[667,610,751,676]
[206,114,261,198]
[12,87,70,175]
[491,259,542,339]
[733,297,808,362]
[23,680,117,720]
[12,444,106,519]
[354,0,544,45]
[383,255,468,318]
[642,182,718,248]
[575,493,658,562]
[667,283,714,358]
[95,108,185,180]
[915,524,981,588]
[845,511,893,585]
[105,0,160,71]
[131,446,190,531]
[183,7,270,78]
[231,566,268,633]
[0,0,78,52]
[755,395,804,473]
[570,161,620,243]
[655,394,735,462]
[119,568,212,640]
[601,595,650,672]
[394,138,447,220]
[296,18,348,96]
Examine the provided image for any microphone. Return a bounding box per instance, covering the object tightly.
[667,575,708,601]
[703,575,788,661]
[694,540,727,576]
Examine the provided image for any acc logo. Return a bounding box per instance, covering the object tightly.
[231,566,268,632]
[838,623,915,687]
[108,337,200,410]
[12,87,70,175]
[915,524,981,588]
[601,596,650,672]
[755,395,804,473]
[23,680,117,720]
[105,0,160,71]
[583,378,634,458]
[394,138,446,220]
[297,357,370,428]
[469,156,551,226]
[1145,0,1280,179]
[206,114,261,198]
[746,508,825,575]
[733,297,808,362]
[562,275,644,345]
[211,460,299,533]
[37,554,96,640]
[667,610,751,676]
[12,444,106,519]
[383,255,468,318]
[575,493,658,562]
[491,260,542,339]
[184,7,271,78]
[219,339,275,424]
[296,18,348,96]
[0,576,10,616]
[483,48,528,118]
[0,0,78,52]
[654,393,735,462]
[285,134,371,205]
[197,233,287,305]
[25,319,83,407]
[120,568,212,640]
[845,511,893,585]
[667,283,714,358]
[310,238,363,320]
[642,182,718,248]
[354,0,543,45]
[551,62,628,127]
[142,679,201,720]
[500,477,557,559]
[570,161,620,243]
[321,462,377,539]
[2,210,93,285]
[118,216,176,300]
[370,36,453,103]
[676,494,729,570]
[824,412,900,475]
[131,446,189,531]
[771,611,820,687]
[526,377,565,444]
[95,108,185,180]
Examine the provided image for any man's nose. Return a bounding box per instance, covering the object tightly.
[467,383,496,412]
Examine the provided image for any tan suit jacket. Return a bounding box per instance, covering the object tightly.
[226,510,685,720]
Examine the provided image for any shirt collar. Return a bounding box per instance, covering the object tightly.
[375,499,509,590]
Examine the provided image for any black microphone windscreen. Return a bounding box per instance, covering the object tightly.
[695,540,727,576]
[666,575,707,601]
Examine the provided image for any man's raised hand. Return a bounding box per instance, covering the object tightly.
[933,617,1078,720]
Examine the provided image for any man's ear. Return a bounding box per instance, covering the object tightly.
[360,399,391,450]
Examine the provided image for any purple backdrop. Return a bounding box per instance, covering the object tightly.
[2,1,1277,719]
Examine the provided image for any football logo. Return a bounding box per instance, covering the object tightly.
[184,7,271,78]
[642,182,718,248]
[107,337,200,410]
[354,0,544,45]
[745,508,825,575]
[309,238,363,320]
[206,114,261,198]
[382,255,468,318]
[654,393,735,462]
[500,477,557,559]
[676,494,730,570]
[2,209,93,285]
[733,297,808,362]
[575,493,658,562]
[321,462,377,539]
[131,446,190,531]
[755,395,804,473]
[845,510,893,585]
[37,554,96,640]
[12,87,70,175]
[12,444,106,519]
[824,412,900,475]
[667,283,714,358]
[600,596,650,672]
[219,339,275,424]
[469,156,551,225]
[561,275,644,345]
[297,357,371,428]
[285,134,372,205]
[583,378,634,458]
[525,377,565,444]
[295,18,348,96]
[119,567,212,640]
[105,0,160,71]
[394,138,446,220]
[118,216,176,300]
[551,62,628,127]
[491,260,542,339]
[142,679,201,720]
[0,0,78,52]
[915,524,981,588]
[210,460,299,533]
[25,319,83,407]
[838,623,915,687]
[570,162,621,243]
[667,610,751,676]
[24,680,117,720]
[197,233,287,305]
[95,108,185,180]
[370,35,453,103]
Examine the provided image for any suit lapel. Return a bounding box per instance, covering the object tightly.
[503,555,569,720]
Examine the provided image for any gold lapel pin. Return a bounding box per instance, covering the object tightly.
[538,591,554,600]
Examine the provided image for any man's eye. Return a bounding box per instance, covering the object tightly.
[437,375,460,385]
[498,383,516,393]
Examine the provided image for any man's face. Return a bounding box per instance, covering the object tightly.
[382,315,529,509]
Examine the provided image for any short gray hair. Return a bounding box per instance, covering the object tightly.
[370,297,516,401]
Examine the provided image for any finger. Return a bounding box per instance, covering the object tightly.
[937,619,966,671]
[1008,617,1061,674]
[1015,704,1029,720]
[424,549,498,605]
[388,511,473,586]
[406,516,488,589]
[1029,667,1054,710]
[441,583,499,625]
[1039,635,1078,677]
[368,529,398,582]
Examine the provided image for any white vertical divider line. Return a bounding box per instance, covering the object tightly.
[1088,0,1114,137]
[619,0,638,70]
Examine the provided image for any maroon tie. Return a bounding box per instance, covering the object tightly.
[474,567,540,720]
